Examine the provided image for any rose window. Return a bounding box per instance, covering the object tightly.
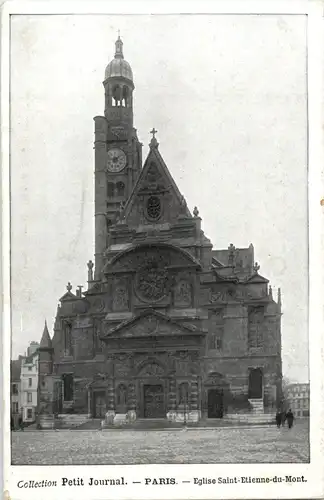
[146,196,161,220]
[136,258,168,302]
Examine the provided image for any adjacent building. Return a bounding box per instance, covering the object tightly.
[20,342,39,422]
[37,36,283,426]
[286,382,309,418]
[10,357,22,423]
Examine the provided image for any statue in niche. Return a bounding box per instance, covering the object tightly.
[117,384,127,406]
[179,382,189,404]
[175,280,192,307]
[113,285,128,311]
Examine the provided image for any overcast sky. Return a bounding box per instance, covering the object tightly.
[10,14,308,382]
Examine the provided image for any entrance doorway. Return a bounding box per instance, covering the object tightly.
[248,368,263,398]
[93,391,106,418]
[207,389,224,418]
[143,384,164,418]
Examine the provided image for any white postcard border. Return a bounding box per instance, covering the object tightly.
[2,1,323,499]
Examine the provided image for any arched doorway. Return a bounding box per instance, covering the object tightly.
[207,389,224,418]
[143,384,164,418]
[248,368,263,398]
[204,372,228,419]
[93,391,106,418]
[137,361,166,419]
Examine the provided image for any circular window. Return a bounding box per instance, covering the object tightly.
[146,196,161,220]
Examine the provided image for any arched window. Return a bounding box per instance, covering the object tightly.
[112,85,122,106]
[116,181,125,197]
[64,321,73,356]
[248,306,264,348]
[107,182,115,197]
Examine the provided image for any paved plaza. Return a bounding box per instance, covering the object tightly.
[11,420,309,465]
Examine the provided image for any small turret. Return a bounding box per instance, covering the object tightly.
[39,320,52,349]
[38,320,53,376]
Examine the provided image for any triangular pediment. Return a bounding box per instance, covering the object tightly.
[59,291,77,302]
[102,309,204,339]
[245,273,269,284]
[121,145,192,226]
[212,257,226,268]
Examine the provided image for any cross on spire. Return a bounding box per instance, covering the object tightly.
[118,29,120,38]
[66,282,72,292]
[150,127,158,139]
[149,127,159,149]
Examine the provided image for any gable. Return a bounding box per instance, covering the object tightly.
[122,144,192,227]
[102,309,203,339]
[59,291,77,302]
[246,273,269,284]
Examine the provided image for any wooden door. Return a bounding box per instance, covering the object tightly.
[207,389,224,418]
[248,368,263,398]
[143,384,164,418]
[94,391,106,418]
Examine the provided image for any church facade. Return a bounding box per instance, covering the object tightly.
[38,37,282,426]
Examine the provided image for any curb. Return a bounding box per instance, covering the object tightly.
[20,424,275,432]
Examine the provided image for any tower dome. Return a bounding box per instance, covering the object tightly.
[105,35,133,82]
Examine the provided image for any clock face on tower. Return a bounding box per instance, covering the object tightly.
[106,148,127,172]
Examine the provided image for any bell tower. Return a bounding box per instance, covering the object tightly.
[94,35,142,279]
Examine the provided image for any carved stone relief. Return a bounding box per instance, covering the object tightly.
[135,256,169,302]
[121,315,183,338]
[115,362,131,377]
[174,280,192,307]
[138,362,165,377]
[113,281,129,312]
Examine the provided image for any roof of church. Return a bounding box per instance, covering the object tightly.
[122,136,192,221]
[212,245,254,268]
[39,320,52,349]
[105,36,133,81]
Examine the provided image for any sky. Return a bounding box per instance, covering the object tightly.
[10,14,308,382]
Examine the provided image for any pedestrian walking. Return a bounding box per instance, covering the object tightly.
[275,410,282,428]
[286,408,294,429]
[281,411,286,427]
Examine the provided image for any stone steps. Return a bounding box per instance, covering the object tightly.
[248,398,264,414]
[55,414,90,429]
[225,413,275,424]
[77,419,102,430]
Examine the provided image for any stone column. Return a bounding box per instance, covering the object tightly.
[127,383,136,422]
[166,378,177,422]
[87,388,92,418]
[191,377,198,410]
[189,377,200,422]
[105,378,115,425]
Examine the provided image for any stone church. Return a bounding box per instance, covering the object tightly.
[37,36,283,427]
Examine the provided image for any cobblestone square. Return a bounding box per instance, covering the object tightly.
[11,420,309,465]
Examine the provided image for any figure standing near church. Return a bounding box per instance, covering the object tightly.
[285,408,294,429]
